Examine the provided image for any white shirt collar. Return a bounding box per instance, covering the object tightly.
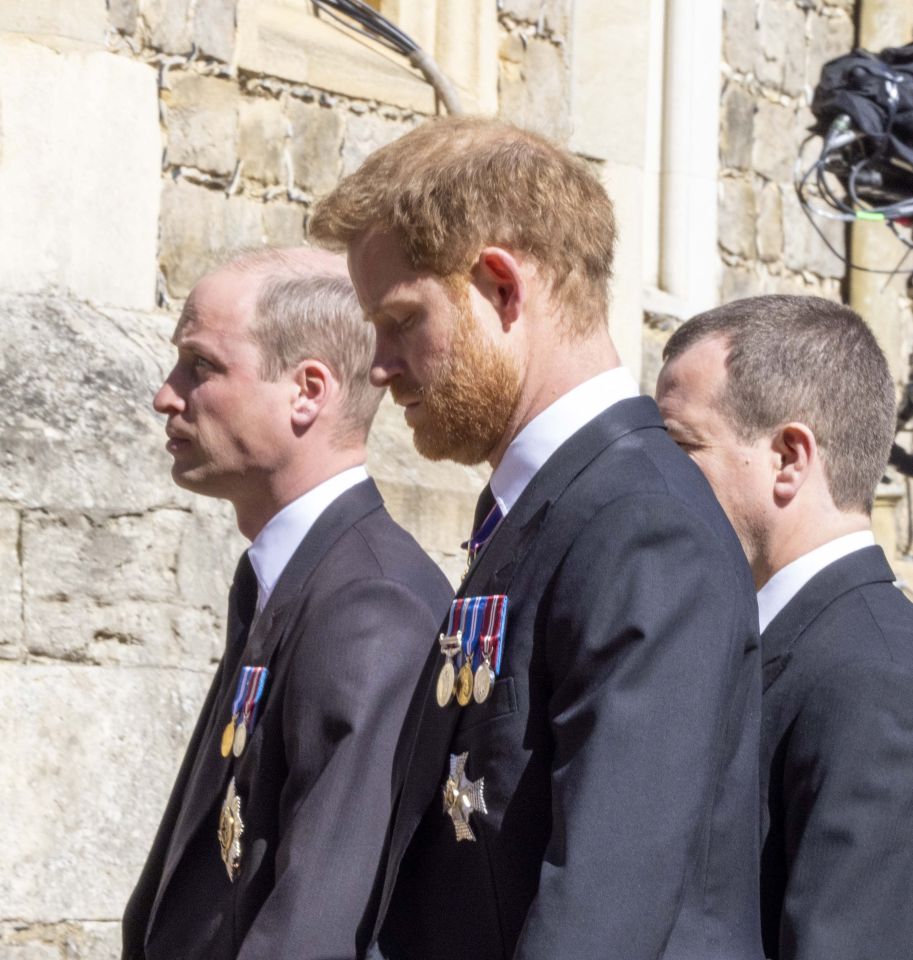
[490,368,640,516]
[248,465,368,611]
[757,530,875,633]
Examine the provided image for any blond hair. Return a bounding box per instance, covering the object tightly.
[309,117,616,337]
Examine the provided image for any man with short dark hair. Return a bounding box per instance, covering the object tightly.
[656,294,913,960]
[122,247,452,960]
[311,117,763,960]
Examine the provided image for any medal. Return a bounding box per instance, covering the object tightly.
[220,718,236,758]
[442,752,487,842]
[218,777,244,881]
[456,632,475,707]
[436,630,462,708]
[232,720,247,757]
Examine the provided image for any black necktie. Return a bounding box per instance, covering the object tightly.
[471,484,496,539]
[225,551,258,671]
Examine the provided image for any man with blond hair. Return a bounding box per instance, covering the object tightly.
[656,294,913,960]
[121,247,451,960]
[310,118,763,960]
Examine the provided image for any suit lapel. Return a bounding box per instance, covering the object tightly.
[149,480,384,932]
[761,545,895,690]
[374,397,666,937]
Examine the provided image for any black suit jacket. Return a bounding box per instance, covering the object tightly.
[368,398,764,960]
[122,479,452,960]
[760,545,913,960]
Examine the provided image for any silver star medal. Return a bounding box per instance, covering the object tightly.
[442,752,487,842]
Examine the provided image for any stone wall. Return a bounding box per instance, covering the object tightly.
[4,0,912,956]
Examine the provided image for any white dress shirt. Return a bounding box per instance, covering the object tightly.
[756,530,876,633]
[490,367,640,517]
[248,465,368,612]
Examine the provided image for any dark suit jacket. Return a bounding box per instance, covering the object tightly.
[122,479,453,960]
[760,545,913,960]
[367,398,764,960]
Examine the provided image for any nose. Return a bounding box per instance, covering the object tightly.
[153,370,185,415]
[370,335,403,388]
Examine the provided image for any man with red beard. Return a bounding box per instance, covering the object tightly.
[310,118,764,960]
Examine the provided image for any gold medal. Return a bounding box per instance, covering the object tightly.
[456,659,474,706]
[473,663,494,703]
[218,777,244,881]
[232,720,247,758]
[220,719,235,758]
[435,630,462,708]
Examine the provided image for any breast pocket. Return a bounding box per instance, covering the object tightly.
[453,676,519,735]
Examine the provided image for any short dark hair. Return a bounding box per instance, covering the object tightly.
[308,116,616,338]
[663,294,895,513]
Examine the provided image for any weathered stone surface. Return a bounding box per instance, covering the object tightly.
[757,0,807,96]
[0,505,23,653]
[341,112,415,179]
[263,203,305,246]
[0,0,108,45]
[757,182,785,262]
[288,99,344,195]
[500,0,570,34]
[721,264,764,303]
[498,36,571,143]
[0,921,120,960]
[807,9,855,89]
[239,96,286,184]
[109,0,138,34]
[164,73,239,176]
[720,82,755,170]
[0,40,160,309]
[0,296,180,513]
[141,0,192,52]
[719,178,757,259]
[160,180,265,297]
[751,98,796,183]
[0,935,59,960]
[193,0,237,62]
[723,0,757,74]
[782,185,846,278]
[0,664,212,919]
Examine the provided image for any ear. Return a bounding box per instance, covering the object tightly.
[772,423,816,505]
[289,359,334,431]
[471,247,526,328]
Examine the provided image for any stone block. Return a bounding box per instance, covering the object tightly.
[751,99,796,183]
[721,264,764,303]
[0,936,59,960]
[719,178,757,259]
[109,0,138,34]
[62,922,122,960]
[263,203,305,246]
[0,0,107,46]
[0,40,160,310]
[498,36,571,143]
[720,82,754,170]
[239,96,286,184]
[193,0,237,62]
[164,73,239,176]
[723,0,757,74]
[159,180,266,297]
[756,0,807,97]
[782,184,846,278]
[288,99,344,195]
[0,505,23,653]
[341,112,415,178]
[807,9,854,90]
[141,0,192,52]
[0,296,181,514]
[757,182,784,262]
[236,0,435,113]
[0,664,213,919]
[500,0,570,34]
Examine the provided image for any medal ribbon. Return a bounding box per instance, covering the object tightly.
[460,501,504,563]
[445,595,509,676]
[232,666,270,733]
